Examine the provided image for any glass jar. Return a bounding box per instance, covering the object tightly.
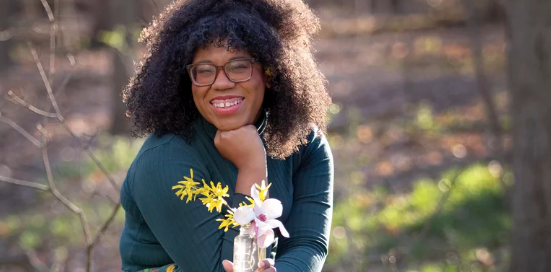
[233,225,258,272]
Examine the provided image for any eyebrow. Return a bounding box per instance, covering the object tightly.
[193,56,251,65]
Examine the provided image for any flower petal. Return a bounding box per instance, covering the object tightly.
[248,221,256,238]
[254,219,267,234]
[233,206,255,225]
[265,219,289,238]
[261,199,283,219]
[257,228,274,248]
[253,202,264,217]
[251,184,262,207]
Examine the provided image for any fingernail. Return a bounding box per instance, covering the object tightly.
[258,261,265,268]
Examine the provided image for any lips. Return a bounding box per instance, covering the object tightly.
[210,97,244,108]
[209,96,245,116]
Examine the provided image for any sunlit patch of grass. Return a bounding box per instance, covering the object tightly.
[0,197,127,251]
[327,164,510,270]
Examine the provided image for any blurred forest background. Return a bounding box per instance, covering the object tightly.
[0,0,550,271]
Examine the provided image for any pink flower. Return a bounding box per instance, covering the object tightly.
[233,185,289,248]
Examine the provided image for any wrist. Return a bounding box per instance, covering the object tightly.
[237,154,266,171]
[235,164,267,195]
[238,161,266,172]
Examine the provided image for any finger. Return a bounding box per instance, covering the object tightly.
[255,259,275,271]
[222,260,234,272]
[255,266,276,272]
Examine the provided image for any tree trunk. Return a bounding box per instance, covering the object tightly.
[90,0,111,48]
[0,0,13,74]
[108,0,136,135]
[462,0,503,156]
[506,1,551,271]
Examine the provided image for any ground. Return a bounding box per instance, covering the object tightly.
[0,9,509,271]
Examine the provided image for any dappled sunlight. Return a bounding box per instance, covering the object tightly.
[327,164,509,271]
[0,0,520,271]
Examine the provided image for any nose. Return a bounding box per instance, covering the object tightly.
[211,68,235,90]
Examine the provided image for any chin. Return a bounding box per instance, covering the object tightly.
[213,119,248,131]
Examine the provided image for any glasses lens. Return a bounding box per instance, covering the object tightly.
[226,60,252,82]
[191,64,216,85]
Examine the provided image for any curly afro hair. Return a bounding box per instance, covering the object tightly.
[123,0,331,159]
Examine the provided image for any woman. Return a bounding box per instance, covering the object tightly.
[120,0,333,271]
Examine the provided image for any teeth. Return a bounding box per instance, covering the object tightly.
[212,98,243,108]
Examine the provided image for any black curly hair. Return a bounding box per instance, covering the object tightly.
[123,0,331,159]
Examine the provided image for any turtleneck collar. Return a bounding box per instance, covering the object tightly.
[193,110,268,141]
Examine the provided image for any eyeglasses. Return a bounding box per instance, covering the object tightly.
[186,58,257,87]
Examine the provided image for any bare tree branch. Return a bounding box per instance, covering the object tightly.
[39,0,55,22]
[0,175,49,191]
[90,203,121,247]
[55,69,73,96]
[29,45,62,119]
[41,133,92,244]
[0,112,43,147]
[92,191,118,205]
[1,3,124,272]
[29,44,120,192]
[78,137,121,191]
[35,2,122,269]
[1,113,120,272]
[6,90,57,117]
[39,0,56,81]
[82,131,99,149]
[36,124,51,140]
[86,202,121,272]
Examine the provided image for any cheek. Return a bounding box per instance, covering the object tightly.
[248,70,267,105]
[191,88,206,111]
[257,90,265,106]
[245,82,265,108]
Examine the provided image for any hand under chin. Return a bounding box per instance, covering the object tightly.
[213,119,253,132]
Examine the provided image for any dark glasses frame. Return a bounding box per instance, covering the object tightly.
[186,58,258,87]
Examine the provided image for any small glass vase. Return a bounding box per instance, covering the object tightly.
[233,225,261,272]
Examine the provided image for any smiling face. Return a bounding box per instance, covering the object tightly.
[190,44,267,131]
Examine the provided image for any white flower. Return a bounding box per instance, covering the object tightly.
[233,184,290,248]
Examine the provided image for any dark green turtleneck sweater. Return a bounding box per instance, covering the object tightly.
[119,116,334,272]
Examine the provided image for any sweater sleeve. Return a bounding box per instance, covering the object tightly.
[129,140,238,271]
[274,131,334,272]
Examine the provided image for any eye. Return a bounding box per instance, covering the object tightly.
[196,65,215,75]
[228,61,251,73]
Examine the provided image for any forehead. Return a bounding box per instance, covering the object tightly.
[192,44,252,64]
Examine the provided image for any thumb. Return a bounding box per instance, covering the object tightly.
[222,260,234,272]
